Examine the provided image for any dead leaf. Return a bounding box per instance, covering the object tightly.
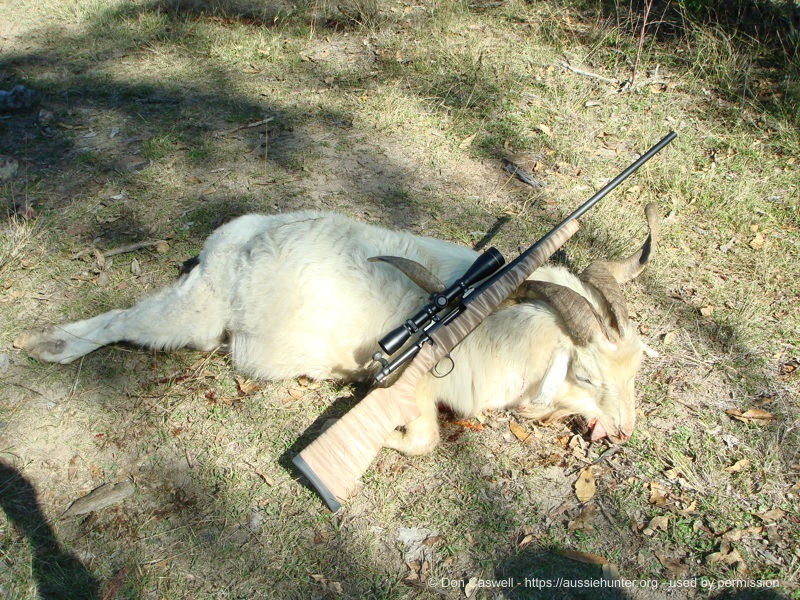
[288,386,304,399]
[314,530,330,545]
[723,548,748,573]
[663,331,676,345]
[750,231,765,250]
[723,526,763,542]
[92,248,106,271]
[707,550,726,563]
[724,459,750,473]
[755,507,785,522]
[741,408,773,420]
[509,421,531,444]
[464,577,479,597]
[311,573,344,595]
[459,133,477,149]
[677,500,698,517]
[235,376,261,396]
[68,455,80,481]
[567,504,595,532]
[700,305,714,317]
[655,552,688,578]
[575,466,596,503]
[727,408,773,423]
[556,549,608,565]
[707,543,748,573]
[454,419,484,432]
[100,567,129,600]
[649,481,669,507]
[643,515,669,536]
[310,574,343,594]
[155,241,170,254]
[536,124,554,138]
[781,358,799,378]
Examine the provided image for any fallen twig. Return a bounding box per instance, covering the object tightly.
[557,61,617,85]
[217,117,274,137]
[70,240,167,260]
[102,240,167,258]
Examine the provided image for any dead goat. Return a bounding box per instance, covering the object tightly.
[15,204,659,454]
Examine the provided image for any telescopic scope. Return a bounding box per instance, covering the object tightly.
[377,247,505,355]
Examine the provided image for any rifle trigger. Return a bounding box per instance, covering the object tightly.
[431,354,454,378]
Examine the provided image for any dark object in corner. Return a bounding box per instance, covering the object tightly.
[0,85,37,113]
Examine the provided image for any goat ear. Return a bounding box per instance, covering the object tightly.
[516,351,569,418]
[534,351,570,406]
[368,256,446,294]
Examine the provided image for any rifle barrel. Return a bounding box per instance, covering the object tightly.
[467,130,677,301]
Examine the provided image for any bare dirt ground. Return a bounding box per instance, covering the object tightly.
[1,0,798,598]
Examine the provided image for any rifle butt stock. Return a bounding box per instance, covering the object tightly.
[293,343,440,511]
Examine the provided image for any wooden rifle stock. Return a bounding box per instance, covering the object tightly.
[293,220,580,511]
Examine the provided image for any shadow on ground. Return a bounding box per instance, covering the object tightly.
[0,461,100,600]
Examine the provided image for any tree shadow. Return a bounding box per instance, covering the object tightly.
[0,461,100,600]
[0,0,460,236]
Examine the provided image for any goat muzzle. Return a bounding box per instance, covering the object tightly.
[588,418,630,444]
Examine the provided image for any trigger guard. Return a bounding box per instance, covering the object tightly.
[431,355,454,378]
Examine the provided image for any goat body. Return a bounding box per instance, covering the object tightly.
[15,208,658,455]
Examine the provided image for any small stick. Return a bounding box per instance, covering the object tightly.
[218,117,274,137]
[72,241,167,260]
[557,61,617,85]
[102,240,167,258]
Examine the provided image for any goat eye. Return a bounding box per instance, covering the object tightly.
[575,375,594,387]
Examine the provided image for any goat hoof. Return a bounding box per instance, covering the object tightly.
[14,328,69,363]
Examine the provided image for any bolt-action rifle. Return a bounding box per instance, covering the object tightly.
[293,131,677,511]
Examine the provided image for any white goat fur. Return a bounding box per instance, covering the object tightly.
[15,210,648,455]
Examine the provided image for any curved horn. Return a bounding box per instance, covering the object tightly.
[592,202,660,283]
[578,262,628,335]
[368,256,446,294]
[578,202,660,335]
[518,280,614,345]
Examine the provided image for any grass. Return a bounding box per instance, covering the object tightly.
[1,0,799,598]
